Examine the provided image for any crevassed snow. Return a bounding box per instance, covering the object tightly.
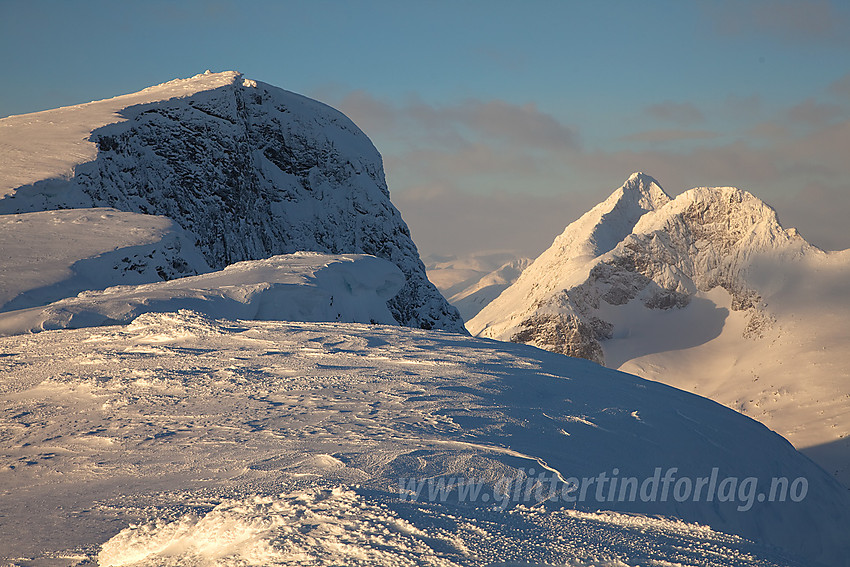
[0,208,211,312]
[0,253,405,335]
[0,312,847,565]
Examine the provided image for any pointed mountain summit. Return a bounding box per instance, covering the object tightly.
[0,71,464,332]
[467,172,671,361]
[470,173,850,487]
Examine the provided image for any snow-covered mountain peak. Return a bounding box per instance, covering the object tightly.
[137,69,242,96]
[469,175,850,488]
[468,173,671,351]
[633,185,796,247]
[586,171,670,256]
[0,72,465,332]
[621,171,667,202]
[469,174,819,362]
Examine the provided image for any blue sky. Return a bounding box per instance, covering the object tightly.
[2,0,849,258]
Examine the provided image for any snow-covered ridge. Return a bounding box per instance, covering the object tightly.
[469,173,809,361]
[0,71,463,332]
[0,208,211,312]
[0,253,404,336]
[425,252,532,321]
[0,71,241,197]
[468,172,673,360]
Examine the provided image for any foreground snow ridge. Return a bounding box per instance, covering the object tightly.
[0,312,847,565]
[0,253,405,336]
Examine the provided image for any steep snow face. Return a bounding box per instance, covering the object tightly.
[1,313,848,565]
[0,71,463,332]
[0,208,211,312]
[0,253,404,336]
[0,71,239,197]
[469,176,809,362]
[468,173,670,360]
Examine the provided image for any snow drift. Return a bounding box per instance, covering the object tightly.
[0,253,404,335]
[0,208,211,313]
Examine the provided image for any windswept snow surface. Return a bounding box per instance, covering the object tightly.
[468,173,850,487]
[0,71,463,332]
[0,312,848,566]
[0,253,404,335]
[0,208,211,313]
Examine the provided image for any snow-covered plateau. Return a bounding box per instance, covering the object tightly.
[468,173,850,488]
[2,311,849,566]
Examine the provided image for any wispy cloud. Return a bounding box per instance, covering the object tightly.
[393,183,598,258]
[645,101,704,125]
[318,86,850,257]
[333,91,580,152]
[703,0,849,44]
[619,129,718,144]
[828,73,850,99]
[787,99,844,126]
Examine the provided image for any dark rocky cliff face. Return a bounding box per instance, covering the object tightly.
[1,74,464,332]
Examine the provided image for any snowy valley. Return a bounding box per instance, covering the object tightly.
[0,72,848,567]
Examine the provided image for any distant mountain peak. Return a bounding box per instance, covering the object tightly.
[469,173,813,362]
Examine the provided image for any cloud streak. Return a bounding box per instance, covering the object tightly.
[645,101,704,125]
[334,91,580,152]
[703,0,850,45]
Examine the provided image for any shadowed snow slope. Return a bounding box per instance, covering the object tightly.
[0,312,848,566]
[0,71,462,332]
[469,173,850,487]
[0,208,211,313]
[0,253,404,335]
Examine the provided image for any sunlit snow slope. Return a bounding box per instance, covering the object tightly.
[425,253,531,321]
[0,312,848,566]
[0,71,462,332]
[469,173,850,487]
